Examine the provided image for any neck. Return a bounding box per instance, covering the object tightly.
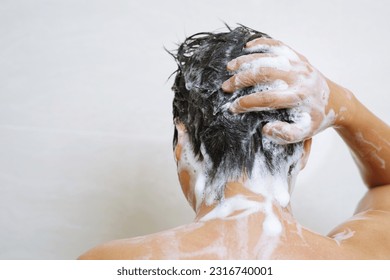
[194,179,295,236]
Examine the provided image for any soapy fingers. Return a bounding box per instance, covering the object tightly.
[263,121,308,145]
[227,53,277,72]
[223,37,335,144]
[222,67,295,93]
[229,90,302,113]
[263,109,324,144]
[245,38,308,62]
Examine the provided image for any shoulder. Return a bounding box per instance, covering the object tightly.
[77,235,155,260]
[78,222,209,260]
[326,185,390,259]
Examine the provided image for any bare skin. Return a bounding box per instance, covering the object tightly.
[78,39,390,260]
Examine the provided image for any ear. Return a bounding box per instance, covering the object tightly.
[174,122,187,162]
[300,138,312,170]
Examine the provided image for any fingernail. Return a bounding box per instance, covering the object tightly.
[229,102,238,114]
[222,80,232,92]
[229,99,243,114]
[245,40,257,48]
[227,59,237,70]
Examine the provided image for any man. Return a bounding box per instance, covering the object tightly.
[79,26,390,259]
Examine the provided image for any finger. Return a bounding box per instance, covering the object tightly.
[245,38,282,49]
[227,53,276,72]
[222,67,294,93]
[230,90,301,113]
[245,38,300,62]
[262,120,311,144]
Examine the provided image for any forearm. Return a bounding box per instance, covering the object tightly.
[329,80,390,188]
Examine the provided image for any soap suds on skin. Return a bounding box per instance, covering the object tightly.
[240,138,302,244]
[246,45,300,62]
[355,131,386,169]
[331,228,355,246]
[262,200,282,236]
[240,56,292,73]
[200,195,263,222]
[175,124,206,211]
[355,132,381,151]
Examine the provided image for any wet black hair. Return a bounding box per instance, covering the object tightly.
[171,25,302,193]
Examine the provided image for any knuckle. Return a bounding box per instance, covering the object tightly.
[239,73,255,87]
[297,92,307,101]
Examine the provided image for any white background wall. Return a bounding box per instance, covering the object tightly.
[0,0,389,259]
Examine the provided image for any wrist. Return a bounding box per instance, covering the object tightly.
[326,79,357,129]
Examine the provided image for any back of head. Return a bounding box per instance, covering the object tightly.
[171,26,303,203]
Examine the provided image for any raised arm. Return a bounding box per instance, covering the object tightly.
[222,37,390,188]
[327,80,390,188]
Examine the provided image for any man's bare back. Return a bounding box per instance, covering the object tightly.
[79,184,390,259]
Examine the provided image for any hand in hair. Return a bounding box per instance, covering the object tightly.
[222,38,342,144]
